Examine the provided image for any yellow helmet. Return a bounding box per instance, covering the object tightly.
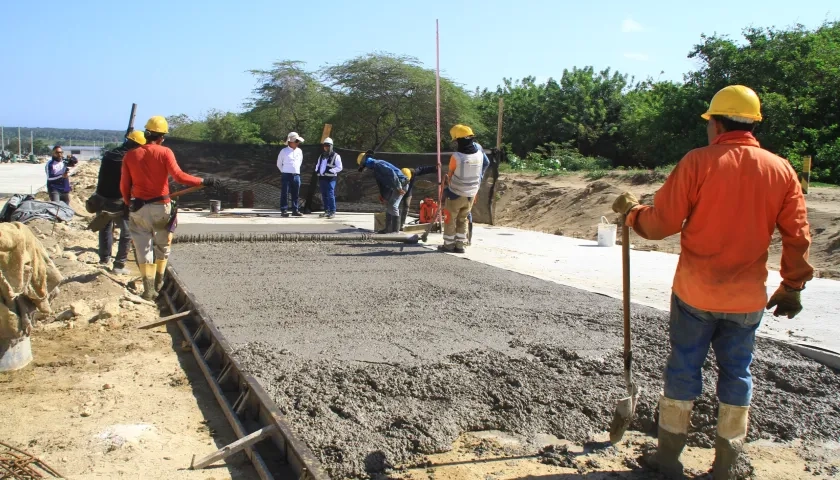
[126,130,146,145]
[144,116,170,134]
[401,168,413,181]
[450,124,475,141]
[357,152,367,166]
[701,85,762,122]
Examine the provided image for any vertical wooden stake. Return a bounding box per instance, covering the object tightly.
[320,124,332,143]
[496,97,504,150]
[801,155,812,194]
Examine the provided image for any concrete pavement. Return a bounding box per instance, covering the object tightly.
[177,209,840,356]
[0,163,46,196]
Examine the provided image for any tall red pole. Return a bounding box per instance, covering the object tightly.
[435,19,443,228]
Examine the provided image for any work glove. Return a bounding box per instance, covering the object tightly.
[202,176,223,188]
[612,192,640,215]
[766,285,803,319]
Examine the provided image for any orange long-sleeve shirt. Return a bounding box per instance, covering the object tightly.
[626,131,813,313]
[120,144,203,205]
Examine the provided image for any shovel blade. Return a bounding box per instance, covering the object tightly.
[609,396,634,444]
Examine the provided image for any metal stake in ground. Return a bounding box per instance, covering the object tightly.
[609,220,640,444]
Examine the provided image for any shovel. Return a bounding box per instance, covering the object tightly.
[609,221,640,444]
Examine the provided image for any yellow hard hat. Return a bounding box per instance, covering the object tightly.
[357,152,367,166]
[450,124,475,141]
[126,130,146,145]
[401,168,413,181]
[701,85,762,122]
[144,116,170,134]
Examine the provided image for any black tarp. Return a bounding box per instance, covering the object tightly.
[163,139,502,224]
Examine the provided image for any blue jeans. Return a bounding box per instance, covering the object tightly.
[664,294,763,406]
[98,216,131,268]
[280,173,301,212]
[384,189,404,216]
[319,177,337,213]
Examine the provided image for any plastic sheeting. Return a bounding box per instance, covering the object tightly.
[0,194,75,224]
[162,139,502,224]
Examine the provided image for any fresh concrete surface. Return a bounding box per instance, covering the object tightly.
[177,209,840,354]
[0,163,46,196]
[170,231,840,479]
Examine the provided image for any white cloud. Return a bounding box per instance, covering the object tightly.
[624,52,650,61]
[621,18,645,33]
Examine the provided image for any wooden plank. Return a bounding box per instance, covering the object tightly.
[190,425,277,470]
[137,310,192,330]
[320,124,332,143]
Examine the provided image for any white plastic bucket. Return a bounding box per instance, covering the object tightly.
[0,336,33,372]
[597,216,617,247]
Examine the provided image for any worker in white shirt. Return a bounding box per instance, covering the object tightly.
[315,137,343,218]
[276,132,305,217]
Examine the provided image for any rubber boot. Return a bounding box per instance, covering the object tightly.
[390,214,401,233]
[139,264,158,301]
[644,395,693,479]
[154,259,167,293]
[712,403,750,480]
[376,213,391,234]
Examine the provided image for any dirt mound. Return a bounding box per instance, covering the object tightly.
[494,173,840,276]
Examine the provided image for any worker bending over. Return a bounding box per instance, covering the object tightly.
[439,125,489,253]
[612,85,812,480]
[121,116,221,300]
[357,151,409,234]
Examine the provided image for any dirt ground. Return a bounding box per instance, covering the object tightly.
[494,172,840,279]
[0,162,254,479]
[392,431,837,480]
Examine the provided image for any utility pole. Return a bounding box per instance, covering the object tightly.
[17,127,21,156]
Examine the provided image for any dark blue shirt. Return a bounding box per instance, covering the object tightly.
[46,159,71,193]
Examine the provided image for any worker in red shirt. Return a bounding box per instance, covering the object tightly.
[612,85,812,479]
[121,116,221,299]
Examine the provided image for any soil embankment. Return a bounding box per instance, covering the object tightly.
[494,172,840,278]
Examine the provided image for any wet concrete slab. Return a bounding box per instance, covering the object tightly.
[171,240,840,479]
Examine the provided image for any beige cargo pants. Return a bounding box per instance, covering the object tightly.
[128,203,173,265]
[442,195,473,249]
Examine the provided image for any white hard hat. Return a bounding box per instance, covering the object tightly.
[287,132,304,143]
[322,137,333,145]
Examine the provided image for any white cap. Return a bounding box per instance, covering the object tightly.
[322,137,333,145]
[287,132,304,143]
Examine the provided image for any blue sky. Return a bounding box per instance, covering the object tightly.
[2,0,836,130]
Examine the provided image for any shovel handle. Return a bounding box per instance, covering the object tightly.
[622,220,631,357]
[169,185,205,199]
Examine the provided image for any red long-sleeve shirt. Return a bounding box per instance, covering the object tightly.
[120,144,202,205]
[626,131,813,313]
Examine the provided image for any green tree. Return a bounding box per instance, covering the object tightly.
[203,110,264,144]
[167,114,208,141]
[322,53,483,151]
[32,139,51,155]
[247,60,335,143]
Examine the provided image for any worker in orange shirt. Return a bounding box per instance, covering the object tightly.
[612,85,812,479]
[121,116,221,300]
